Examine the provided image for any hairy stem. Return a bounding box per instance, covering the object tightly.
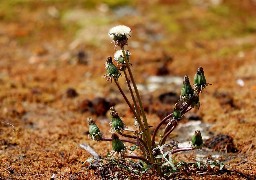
[123,70,142,131]
[114,79,139,120]
[118,131,149,156]
[122,48,154,163]
[171,147,194,154]
[151,113,173,147]
[159,120,178,145]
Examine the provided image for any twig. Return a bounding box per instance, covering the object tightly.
[151,113,173,147]
[124,155,150,164]
[171,147,194,154]
[114,79,138,120]
[159,120,178,145]
[80,143,100,159]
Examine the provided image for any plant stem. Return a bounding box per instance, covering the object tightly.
[123,69,143,132]
[171,147,194,154]
[154,94,198,146]
[123,70,141,116]
[122,49,154,163]
[151,113,173,147]
[114,79,139,120]
[159,120,178,145]
[118,131,149,156]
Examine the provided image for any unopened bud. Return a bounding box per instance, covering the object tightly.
[194,67,207,92]
[105,57,121,81]
[110,107,125,132]
[87,118,102,141]
[181,75,194,100]
[191,130,203,147]
[173,108,181,120]
[112,134,125,152]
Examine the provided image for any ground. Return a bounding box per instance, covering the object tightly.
[0,0,255,179]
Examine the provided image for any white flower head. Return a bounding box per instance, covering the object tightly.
[108,25,131,48]
[114,50,131,64]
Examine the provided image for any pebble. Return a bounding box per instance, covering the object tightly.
[66,88,79,98]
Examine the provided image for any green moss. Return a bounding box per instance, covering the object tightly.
[243,19,256,34]
[103,0,133,8]
[209,4,230,17]
[215,43,254,58]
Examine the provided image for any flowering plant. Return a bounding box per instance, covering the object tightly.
[87,25,209,176]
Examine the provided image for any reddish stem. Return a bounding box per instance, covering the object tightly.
[171,147,194,154]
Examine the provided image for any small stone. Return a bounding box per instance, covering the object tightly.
[158,92,179,104]
[204,134,238,153]
[79,99,93,113]
[91,97,112,116]
[156,62,169,76]
[185,112,202,121]
[77,50,88,65]
[66,88,79,98]
[213,91,236,108]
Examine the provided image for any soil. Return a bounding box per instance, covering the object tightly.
[0,0,255,179]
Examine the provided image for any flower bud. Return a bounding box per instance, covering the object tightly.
[173,108,181,120]
[110,107,125,132]
[181,75,194,100]
[111,133,125,152]
[191,130,203,147]
[105,57,121,81]
[194,67,207,92]
[87,118,102,141]
[114,50,131,64]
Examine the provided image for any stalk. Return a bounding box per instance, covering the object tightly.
[114,79,139,120]
[122,49,154,163]
[151,113,173,147]
[123,70,143,132]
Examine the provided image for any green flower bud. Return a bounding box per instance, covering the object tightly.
[191,130,203,147]
[173,108,181,120]
[105,57,121,81]
[112,134,125,152]
[181,75,194,100]
[110,107,125,132]
[194,67,207,92]
[114,50,130,64]
[87,118,102,141]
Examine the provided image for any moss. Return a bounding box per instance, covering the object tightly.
[209,4,231,17]
[103,0,134,8]
[215,43,255,58]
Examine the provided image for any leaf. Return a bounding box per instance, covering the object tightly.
[196,161,201,168]
[163,151,169,158]
[155,155,163,159]
[219,162,225,170]
[80,143,100,159]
